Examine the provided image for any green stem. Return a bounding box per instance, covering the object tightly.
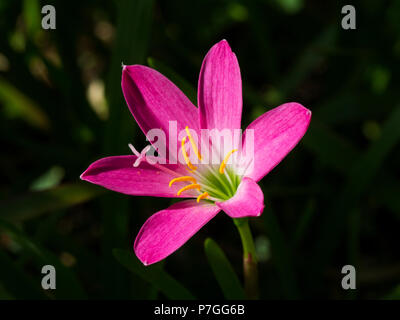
[234,218,259,299]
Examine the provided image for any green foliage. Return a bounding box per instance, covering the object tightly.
[204,238,245,300]
[0,76,50,130]
[0,0,398,300]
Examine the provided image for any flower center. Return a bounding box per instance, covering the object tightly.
[168,126,242,203]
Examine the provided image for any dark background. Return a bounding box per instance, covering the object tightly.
[0,0,399,299]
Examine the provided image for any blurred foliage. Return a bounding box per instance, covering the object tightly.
[0,0,399,299]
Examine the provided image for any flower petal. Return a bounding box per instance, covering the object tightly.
[80,155,195,198]
[242,102,311,182]
[216,177,264,218]
[198,40,242,131]
[134,200,220,265]
[122,65,200,155]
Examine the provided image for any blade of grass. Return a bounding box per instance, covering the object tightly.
[22,0,41,38]
[0,76,50,131]
[204,238,245,299]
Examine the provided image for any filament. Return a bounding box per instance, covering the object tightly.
[196,192,209,203]
[185,126,202,160]
[219,149,238,174]
[181,137,197,171]
[177,183,201,196]
[169,176,197,187]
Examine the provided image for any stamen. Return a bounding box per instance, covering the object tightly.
[133,145,151,167]
[177,183,201,196]
[196,192,209,203]
[169,176,197,187]
[128,143,140,157]
[219,149,238,174]
[181,137,197,171]
[185,126,202,160]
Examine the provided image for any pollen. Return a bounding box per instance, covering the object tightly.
[177,183,201,196]
[181,137,197,171]
[196,192,209,203]
[185,126,202,160]
[169,176,197,187]
[219,149,238,174]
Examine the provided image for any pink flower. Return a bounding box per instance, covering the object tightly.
[81,40,311,266]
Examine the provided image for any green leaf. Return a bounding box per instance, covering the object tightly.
[147,57,197,104]
[0,76,50,131]
[204,238,245,300]
[30,166,65,191]
[0,183,104,222]
[23,0,41,38]
[113,249,195,300]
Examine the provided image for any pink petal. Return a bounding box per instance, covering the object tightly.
[122,65,200,155]
[242,102,311,182]
[80,156,195,198]
[198,40,242,131]
[134,200,220,265]
[216,177,264,218]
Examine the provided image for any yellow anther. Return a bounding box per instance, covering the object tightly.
[181,137,197,171]
[219,149,238,174]
[196,192,209,203]
[185,126,202,160]
[177,184,201,196]
[168,176,197,187]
